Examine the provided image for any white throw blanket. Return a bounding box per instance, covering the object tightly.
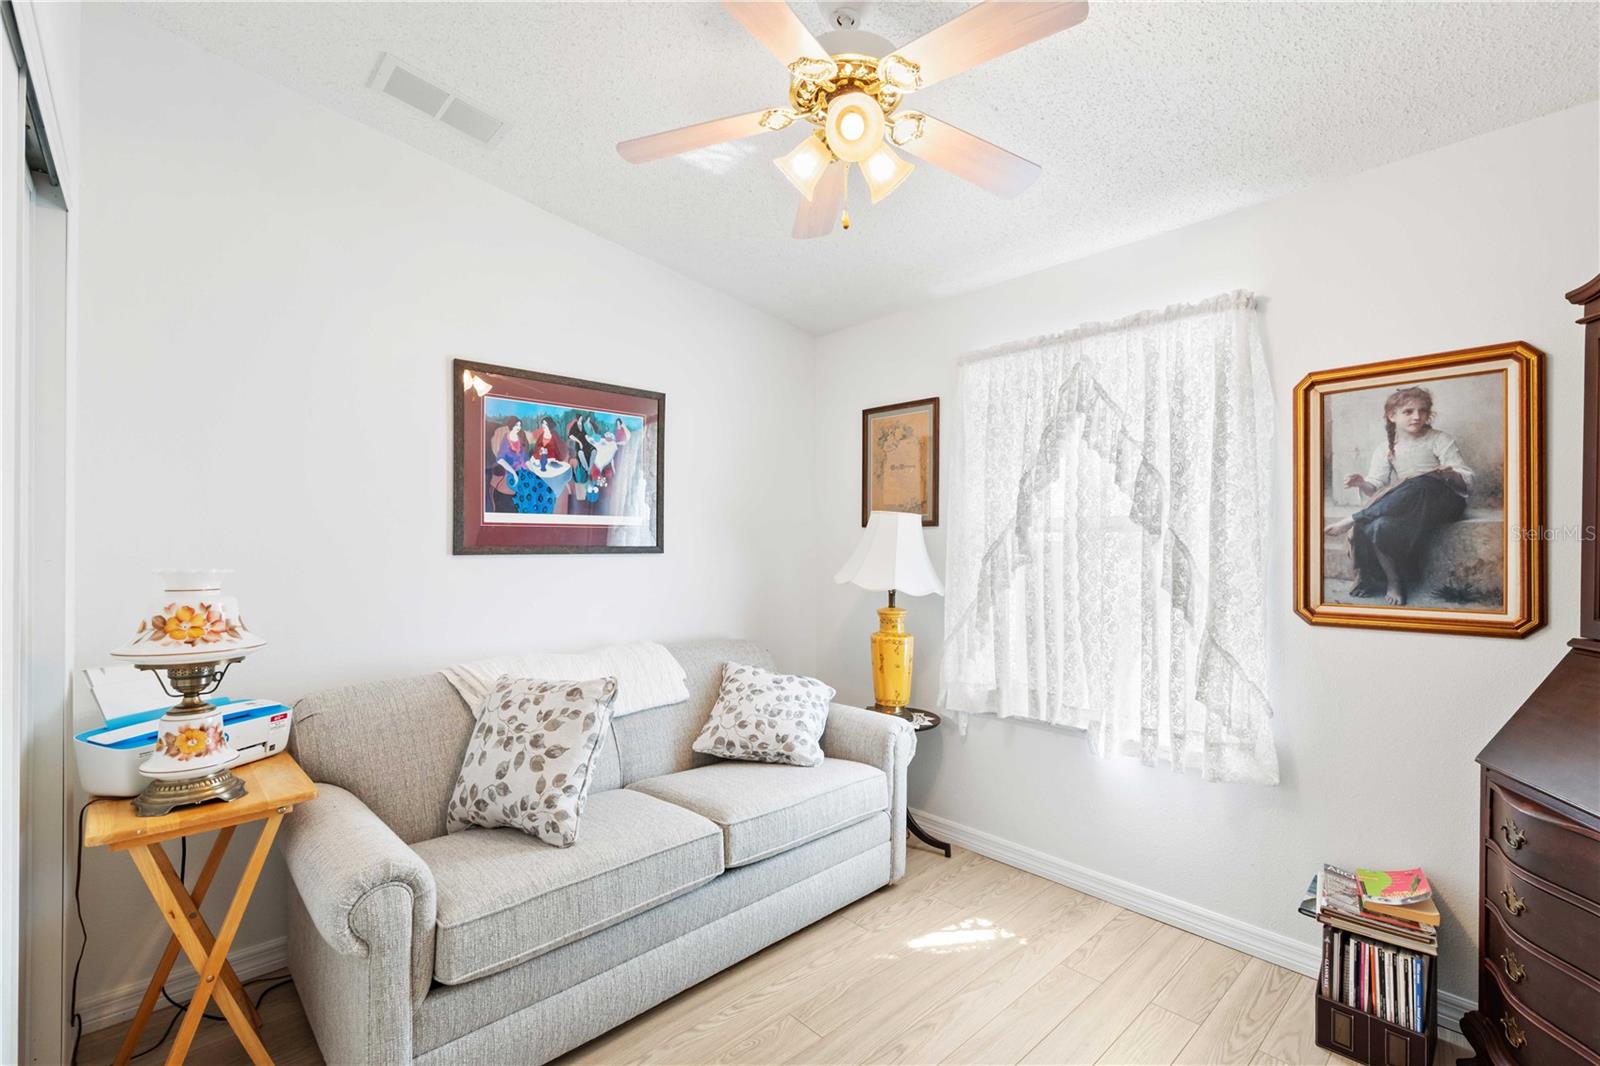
[441,641,689,719]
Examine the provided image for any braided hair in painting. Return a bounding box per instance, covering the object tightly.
[1384,386,1434,468]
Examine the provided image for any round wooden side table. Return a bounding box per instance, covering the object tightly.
[875,704,952,858]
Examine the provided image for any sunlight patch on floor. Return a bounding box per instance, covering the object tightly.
[906,917,1019,953]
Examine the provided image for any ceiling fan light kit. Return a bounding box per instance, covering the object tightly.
[823,90,884,163]
[617,1,1088,238]
[861,144,913,203]
[775,134,833,200]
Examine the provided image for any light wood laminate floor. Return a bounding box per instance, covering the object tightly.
[79,846,1472,1065]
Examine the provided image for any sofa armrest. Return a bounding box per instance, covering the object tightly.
[822,703,916,882]
[281,783,437,1005]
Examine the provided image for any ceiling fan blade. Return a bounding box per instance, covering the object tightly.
[617,110,777,164]
[723,2,831,68]
[899,115,1041,198]
[891,1,1088,91]
[792,163,847,239]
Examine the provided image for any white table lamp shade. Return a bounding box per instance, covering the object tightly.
[834,511,944,596]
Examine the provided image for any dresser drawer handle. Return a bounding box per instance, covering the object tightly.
[1500,820,1527,850]
[1501,885,1527,916]
[1500,1012,1527,1049]
[1500,948,1526,983]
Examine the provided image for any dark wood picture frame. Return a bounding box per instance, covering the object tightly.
[1293,342,1545,638]
[453,358,664,555]
[862,396,940,527]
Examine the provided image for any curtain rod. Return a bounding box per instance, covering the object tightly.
[958,289,1256,367]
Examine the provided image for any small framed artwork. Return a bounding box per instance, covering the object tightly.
[1293,342,1544,637]
[454,358,664,554]
[862,397,939,526]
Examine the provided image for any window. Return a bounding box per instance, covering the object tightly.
[940,292,1279,783]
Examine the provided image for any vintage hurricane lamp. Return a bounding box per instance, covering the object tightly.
[110,569,266,816]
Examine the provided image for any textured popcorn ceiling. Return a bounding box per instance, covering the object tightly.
[134,1,1598,334]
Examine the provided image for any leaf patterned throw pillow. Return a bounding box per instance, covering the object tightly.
[446,675,617,847]
[691,662,836,767]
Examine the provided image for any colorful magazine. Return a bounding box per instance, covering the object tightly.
[1356,867,1432,905]
[1318,865,1364,917]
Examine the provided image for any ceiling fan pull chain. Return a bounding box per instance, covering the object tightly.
[841,164,852,230]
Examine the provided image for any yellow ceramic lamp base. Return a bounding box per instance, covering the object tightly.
[871,606,914,709]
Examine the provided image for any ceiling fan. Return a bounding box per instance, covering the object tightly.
[616,1,1088,239]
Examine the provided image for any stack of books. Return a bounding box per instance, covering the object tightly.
[1300,865,1438,1035]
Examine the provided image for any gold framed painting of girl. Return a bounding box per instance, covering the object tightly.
[1294,342,1545,637]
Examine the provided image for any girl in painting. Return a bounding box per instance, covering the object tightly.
[528,415,563,471]
[494,418,529,488]
[565,415,595,471]
[590,431,619,485]
[485,417,526,511]
[1324,386,1473,605]
[566,414,596,511]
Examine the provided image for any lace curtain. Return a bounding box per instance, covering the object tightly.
[940,291,1279,784]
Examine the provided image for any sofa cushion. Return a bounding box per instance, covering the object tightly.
[627,758,887,868]
[445,675,618,847]
[691,661,836,767]
[412,789,723,985]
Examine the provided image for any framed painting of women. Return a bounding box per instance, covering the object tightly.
[1294,342,1544,637]
[454,359,664,554]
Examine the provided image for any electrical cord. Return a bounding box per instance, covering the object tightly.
[126,1007,182,1062]
[129,972,293,1061]
[253,977,293,1011]
[67,802,89,1066]
[161,985,226,1024]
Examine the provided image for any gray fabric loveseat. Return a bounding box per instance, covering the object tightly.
[281,639,914,1065]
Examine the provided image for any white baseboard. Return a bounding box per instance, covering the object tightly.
[909,808,1473,1037]
[75,935,288,1035]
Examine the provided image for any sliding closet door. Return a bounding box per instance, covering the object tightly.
[1,3,75,1055]
[21,172,68,1066]
[0,49,27,1066]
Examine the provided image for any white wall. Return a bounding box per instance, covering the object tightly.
[73,6,816,1019]
[812,101,1599,1005]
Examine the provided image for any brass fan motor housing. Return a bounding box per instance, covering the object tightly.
[790,53,903,123]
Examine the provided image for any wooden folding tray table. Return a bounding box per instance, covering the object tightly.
[84,753,317,1066]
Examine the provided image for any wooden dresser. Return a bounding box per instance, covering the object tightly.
[1460,275,1600,1065]
[1466,644,1600,1065]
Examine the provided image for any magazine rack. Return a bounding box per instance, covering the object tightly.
[1313,931,1438,1066]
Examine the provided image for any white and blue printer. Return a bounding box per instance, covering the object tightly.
[73,666,293,798]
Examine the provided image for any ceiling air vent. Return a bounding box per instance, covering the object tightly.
[369,53,506,147]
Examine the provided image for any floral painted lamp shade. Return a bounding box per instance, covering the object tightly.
[111,570,265,667]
